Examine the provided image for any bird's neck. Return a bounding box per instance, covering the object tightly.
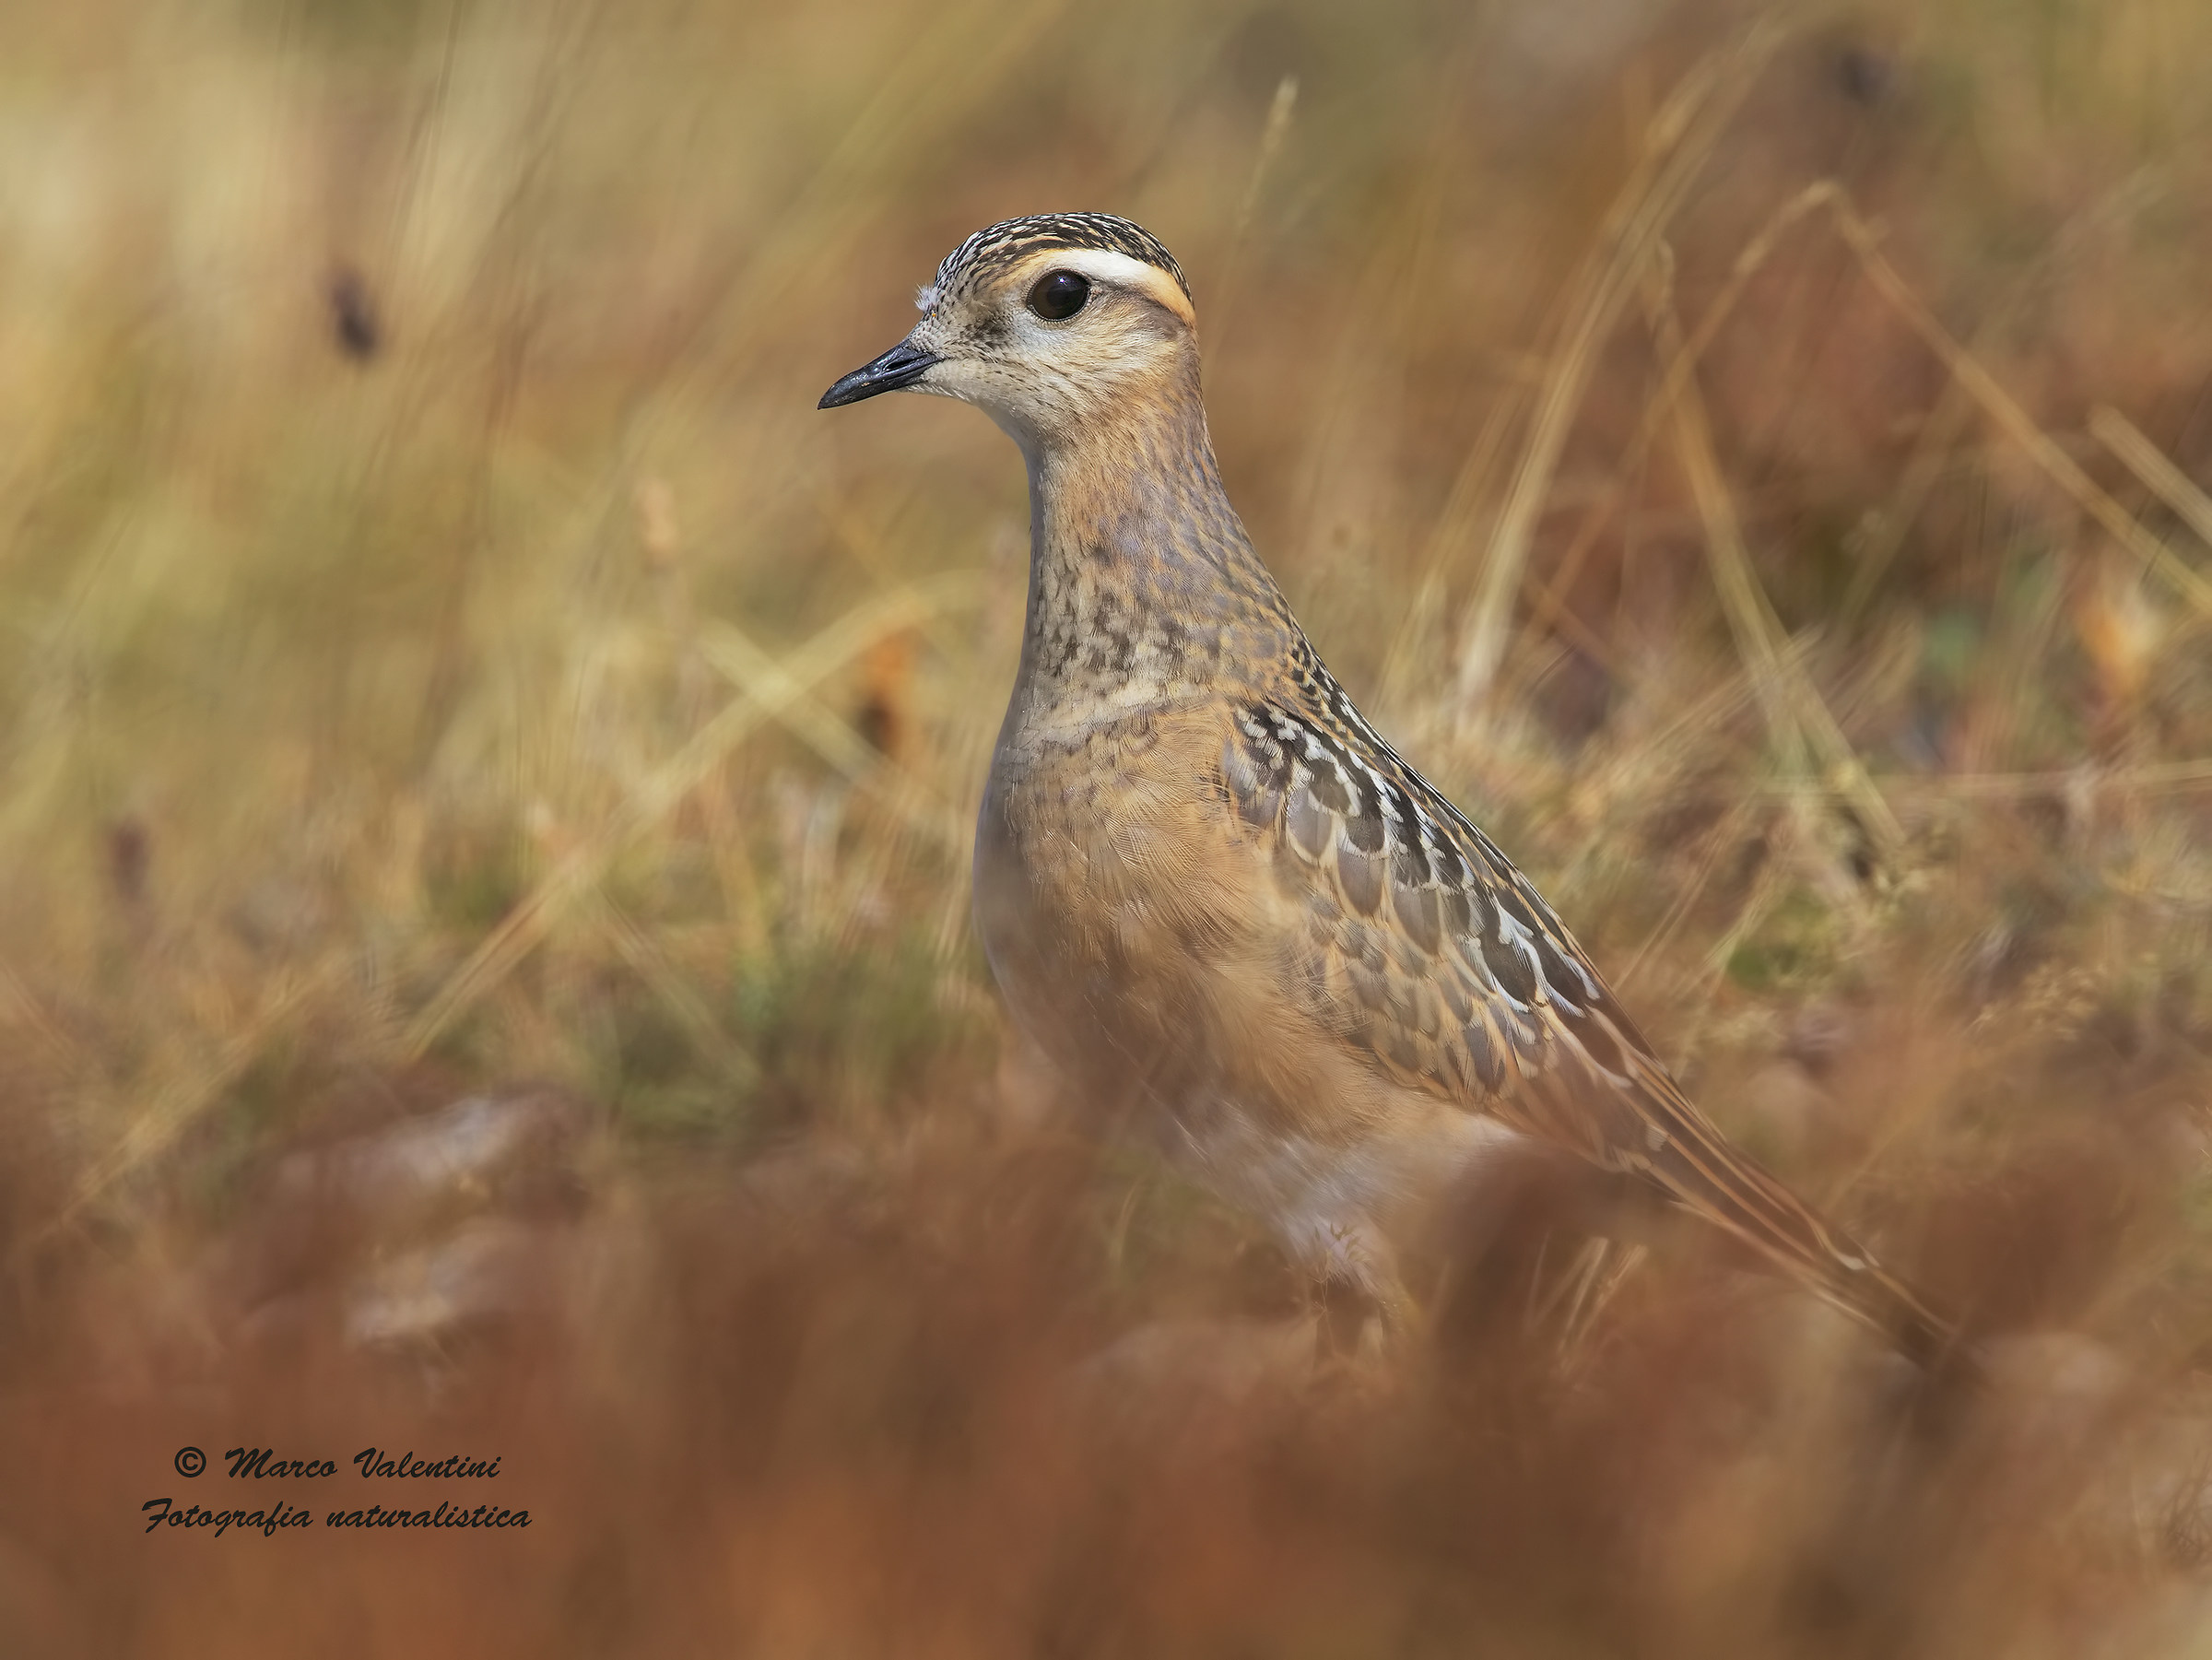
[1009,388,1299,724]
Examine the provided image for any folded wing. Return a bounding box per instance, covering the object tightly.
[1220,665,1959,1364]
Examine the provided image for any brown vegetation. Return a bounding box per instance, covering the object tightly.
[2,0,2210,1653]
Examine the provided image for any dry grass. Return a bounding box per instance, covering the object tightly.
[5,0,2212,1653]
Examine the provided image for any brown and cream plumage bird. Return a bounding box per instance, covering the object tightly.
[820,212,1959,1366]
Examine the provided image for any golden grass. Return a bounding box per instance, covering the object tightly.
[4,0,2212,1653]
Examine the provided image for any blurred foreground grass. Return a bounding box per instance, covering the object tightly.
[5,0,2212,1654]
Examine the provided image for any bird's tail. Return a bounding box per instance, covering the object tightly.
[1618,1059,1970,1374]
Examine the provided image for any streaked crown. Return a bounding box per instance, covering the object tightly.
[919,212,1191,312]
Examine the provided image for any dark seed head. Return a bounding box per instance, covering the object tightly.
[107,817,149,904]
[1833,44,1896,107]
[328,265,382,361]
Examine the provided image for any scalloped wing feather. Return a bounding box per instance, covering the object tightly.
[1223,681,1958,1362]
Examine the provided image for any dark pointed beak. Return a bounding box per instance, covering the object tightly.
[818,338,941,408]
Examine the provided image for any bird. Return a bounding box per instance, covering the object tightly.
[819,212,1960,1367]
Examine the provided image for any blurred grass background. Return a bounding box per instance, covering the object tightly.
[5,0,2212,1653]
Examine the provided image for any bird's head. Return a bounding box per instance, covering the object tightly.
[818,213,1197,455]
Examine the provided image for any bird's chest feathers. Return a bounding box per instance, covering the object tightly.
[983,712,1248,962]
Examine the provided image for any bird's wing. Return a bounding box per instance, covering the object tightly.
[1219,687,1958,1361]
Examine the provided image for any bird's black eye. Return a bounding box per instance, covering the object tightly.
[1026,270,1090,321]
